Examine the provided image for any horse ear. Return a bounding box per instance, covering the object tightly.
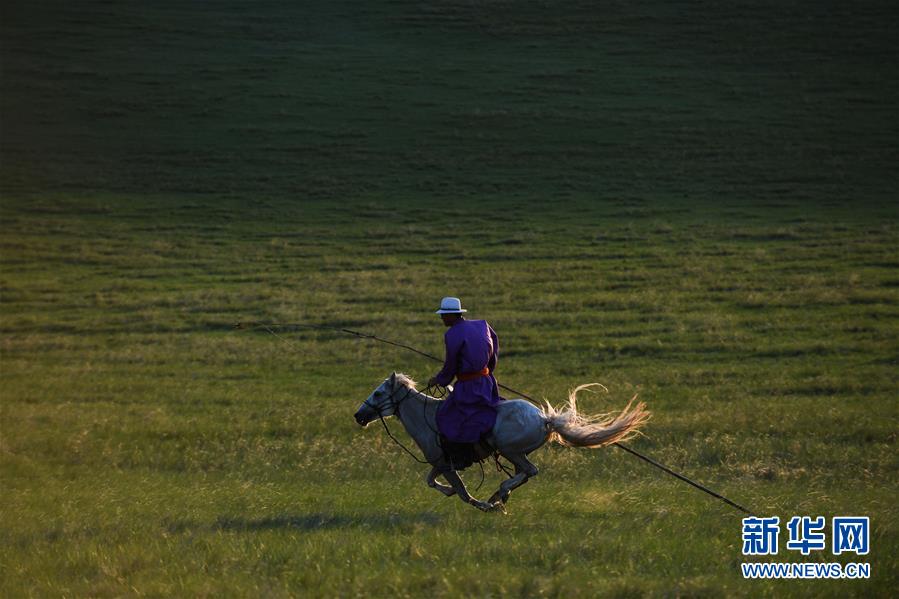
[389,372,397,388]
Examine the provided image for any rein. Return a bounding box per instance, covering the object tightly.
[379,415,431,465]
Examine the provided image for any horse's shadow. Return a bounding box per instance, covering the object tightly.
[211,511,443,532]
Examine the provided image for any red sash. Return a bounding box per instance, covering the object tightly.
[456,367,490,382]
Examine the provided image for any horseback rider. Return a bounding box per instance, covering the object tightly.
[427,297,503,469]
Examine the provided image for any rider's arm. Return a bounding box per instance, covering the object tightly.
[430,329,460,386]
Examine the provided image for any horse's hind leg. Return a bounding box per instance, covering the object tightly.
[442,470,495,512]
[488,453,538,506]
[426,466,456,497]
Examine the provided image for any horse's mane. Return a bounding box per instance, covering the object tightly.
[395,372,418,389]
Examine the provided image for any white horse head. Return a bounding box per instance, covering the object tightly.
[354,372,417,427]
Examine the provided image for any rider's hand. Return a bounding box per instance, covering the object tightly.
[427,377,439,388]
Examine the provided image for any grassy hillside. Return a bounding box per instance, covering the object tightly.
[1,1,897,596]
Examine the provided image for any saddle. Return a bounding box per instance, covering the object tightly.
[440,434,495,471]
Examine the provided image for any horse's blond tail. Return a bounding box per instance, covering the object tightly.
[545,384,650,448]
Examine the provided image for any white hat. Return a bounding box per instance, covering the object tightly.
[435,297,467,314]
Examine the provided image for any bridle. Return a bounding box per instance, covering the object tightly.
[362,378,423,421]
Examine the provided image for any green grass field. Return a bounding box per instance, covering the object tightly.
[1,1,897,596]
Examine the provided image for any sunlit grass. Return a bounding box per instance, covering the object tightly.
[2,192,896,596]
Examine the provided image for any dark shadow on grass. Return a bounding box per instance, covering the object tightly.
[213,511,443,532]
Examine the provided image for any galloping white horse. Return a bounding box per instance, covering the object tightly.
[354,372,649,512]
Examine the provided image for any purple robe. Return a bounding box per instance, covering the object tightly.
[434,318,502,443]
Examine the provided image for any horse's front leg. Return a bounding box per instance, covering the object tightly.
[426,466,456,497]
[442,470,495,512]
